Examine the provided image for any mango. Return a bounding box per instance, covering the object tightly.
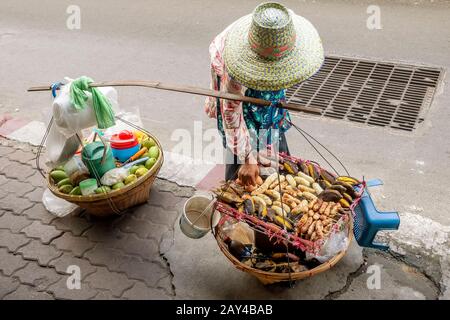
[142,138,156,149]
[148,146,159,159]
[58,185,73,194]
[135,167,148,178]
[129,165,139,175]
[57,178,72,188]
[69,186,81,195]
[95,186,111,194]
[145,157,157,170]
[124,174,137,185]
[50,170,68,182]
[112,182,125,190]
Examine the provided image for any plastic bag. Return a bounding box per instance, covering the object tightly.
[306,228,349,263]
[52,79,120,138]
[222,221,255,246]
[100,167,128,186]
[42,188,80,217]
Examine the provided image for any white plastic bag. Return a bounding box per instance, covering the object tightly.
[100,167,129,186]
[306,228,349,263]
[42,188,80,217]
[52,79,120,138]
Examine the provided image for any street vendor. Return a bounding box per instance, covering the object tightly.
[205,2,324,188]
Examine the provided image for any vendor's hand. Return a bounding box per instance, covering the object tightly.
[238,153,259,187]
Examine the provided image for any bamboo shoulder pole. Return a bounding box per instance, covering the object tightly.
[27,80,320,114]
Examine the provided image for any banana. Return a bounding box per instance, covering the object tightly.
[334,180,357,198]
[271,205,287,217]
[286,174,296,188]
[283,160,299,175]
[257,193,273,206]
[273,215,293,231]
[343,192,353,203]
[318,179,332,190]
[299,162,309,175]
[319,189,343,202]
[265,189,281,200]
[336,176,360,185]
[307,164,320,181]
[302,192,317,201]
[328,184,347,194]
[294,176,311,187]
[339,198,351,208]
[312,182,324,195]
[269,175,285,189]
[297,185,316,194]
[297,171,315,184]
[320,170,336,184]
[272,201,291,214]
[252,196,267,210]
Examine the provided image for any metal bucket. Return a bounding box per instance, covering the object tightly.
[180,193,219,239]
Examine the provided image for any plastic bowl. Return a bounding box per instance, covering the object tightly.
[112,144,140,162]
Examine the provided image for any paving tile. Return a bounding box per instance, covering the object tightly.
[49,253,97,279]
[17,239,63,265]
[0,273,21,298]
[83,244,129,271]
[52,232,95,257]
[118,257,169,287]
[122,282,171,300]
[2,179,35,197]
[83,223,124,243]
[91,289,120,300]
[134,205,179,228]
[22,203,58,224]
[47,278,97,300]
[7,149,36,164]
[147,189,183,210]
[0,229,31,252]
[52,215,93,236]
[21,220,63,244]
[0,247,28,275]
[13,262,61,291]
[0,145,14,157]
[114,233,160,262]
[3,285,54,300]
[84,266,135,297]
[24,187,44,203]
[27,171,46,188]
[1,162,35,180]
[0,211,33,232]
[0,193,34,213]
[114,215,160,239]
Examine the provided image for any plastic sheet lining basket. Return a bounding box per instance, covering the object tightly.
[47,132,163,217]
[213,154,361,285]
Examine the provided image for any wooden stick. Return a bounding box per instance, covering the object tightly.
[27,80,321,115]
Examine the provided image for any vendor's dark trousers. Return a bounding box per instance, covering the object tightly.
[225,133,290,181]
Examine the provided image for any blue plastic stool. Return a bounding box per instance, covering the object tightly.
[352,179,400,250]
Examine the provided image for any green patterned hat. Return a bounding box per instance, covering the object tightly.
[224,2,324,91]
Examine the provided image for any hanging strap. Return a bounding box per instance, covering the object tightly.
[70,76,116,129]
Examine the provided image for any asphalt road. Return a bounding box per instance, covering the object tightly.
[1,0,450,229]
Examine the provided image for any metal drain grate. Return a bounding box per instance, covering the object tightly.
[286,56,443,132]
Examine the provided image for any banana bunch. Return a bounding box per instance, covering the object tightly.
[213,160,361,243]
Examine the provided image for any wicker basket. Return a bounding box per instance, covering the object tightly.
[47,133,163,217]
[215,214,352,285]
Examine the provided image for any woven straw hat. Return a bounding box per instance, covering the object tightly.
[224,2,324,91]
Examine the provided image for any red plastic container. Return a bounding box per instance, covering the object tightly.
[109,130,140,162]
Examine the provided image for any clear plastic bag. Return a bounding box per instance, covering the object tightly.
[306,228,349,263]
[42,188,80,217]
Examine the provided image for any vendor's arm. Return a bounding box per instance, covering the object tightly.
[221,73,259,186]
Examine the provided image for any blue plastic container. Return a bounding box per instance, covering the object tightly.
[112,144,140,162]
[110,130,141,163]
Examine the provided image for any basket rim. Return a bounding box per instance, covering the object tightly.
[215,213,353,279]
[47,131,163,203]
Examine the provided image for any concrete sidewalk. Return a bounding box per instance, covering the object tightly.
[0,137,442,299]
